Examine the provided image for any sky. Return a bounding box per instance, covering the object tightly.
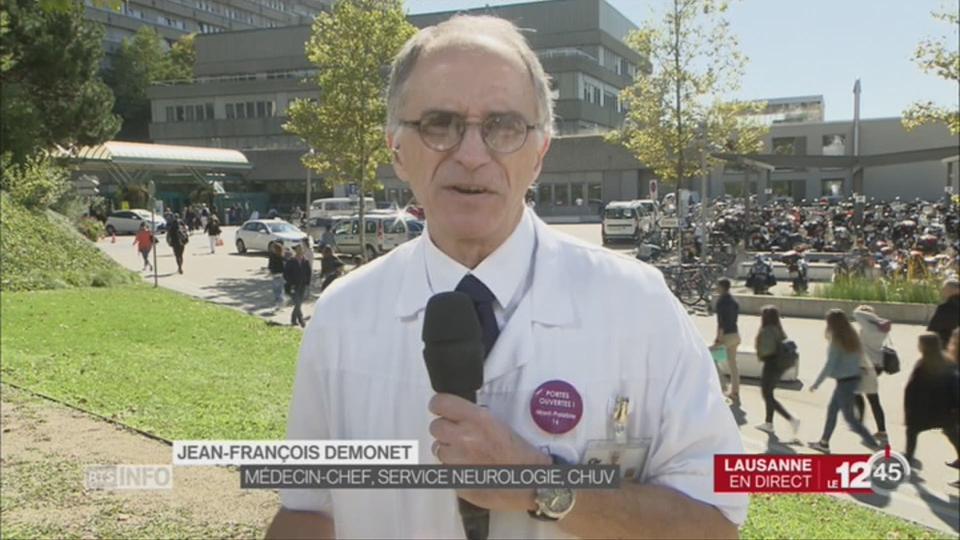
[403,0,960,122]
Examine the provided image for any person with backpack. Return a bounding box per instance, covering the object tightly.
[754,306,800,438]
[167,213,189,274]
[852,305,890,445]
[284,244,312,327]
[204,215,222,254]
[809,309,880,453]
[133,222,155,271]
[904,332,960,474]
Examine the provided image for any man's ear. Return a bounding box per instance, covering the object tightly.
[386,131,408,182]
[531,133,551,179]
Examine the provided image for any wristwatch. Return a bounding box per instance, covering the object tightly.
[529,454,576,522]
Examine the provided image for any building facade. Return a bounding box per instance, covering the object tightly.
[142,0,957,217]
[84,0,329,56]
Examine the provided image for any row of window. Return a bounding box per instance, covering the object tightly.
[165,103,215,123]
[536,182,603,207]
[581,74,623,112]
[226,101,277,119]
[723,179,847,199]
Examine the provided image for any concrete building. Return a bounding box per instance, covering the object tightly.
[84,0,329,57]
[146,0,642,212]
[143,0,957,217]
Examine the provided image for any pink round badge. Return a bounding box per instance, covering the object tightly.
[530,380,583,434]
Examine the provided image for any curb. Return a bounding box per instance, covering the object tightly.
[732,293,937,324]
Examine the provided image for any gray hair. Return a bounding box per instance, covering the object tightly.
[385,15,555,137]
[944,278,960,291]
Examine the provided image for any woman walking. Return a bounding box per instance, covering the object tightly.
[204,215,222,254]
[852,305,890,445]
[809,309,880,453]
[133,223,154,271]
[754,306,800,438]
[903,332,960,473]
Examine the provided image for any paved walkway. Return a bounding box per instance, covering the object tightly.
[98,224,959,534]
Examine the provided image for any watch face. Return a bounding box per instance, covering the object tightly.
[544,488,575,514]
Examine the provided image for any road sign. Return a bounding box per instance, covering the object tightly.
[855,195,866,203]
[945,186,955,194]
[764,188,773,195]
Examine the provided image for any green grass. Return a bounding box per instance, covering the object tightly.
[743,494,952,539]
[813,275,940,304]
[0,192,138,291]
[0,285,301,440]
[1,286,953,539]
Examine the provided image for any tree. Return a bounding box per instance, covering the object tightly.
[607,0,766,202]
[105,28,196,141]
[284,0,416,262]
[902,3,959,134]
[0,0,120,163]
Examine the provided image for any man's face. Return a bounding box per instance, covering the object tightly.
[389,45,549,246]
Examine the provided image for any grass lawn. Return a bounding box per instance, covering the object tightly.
[0,285,301,440]
[1,285,953,539]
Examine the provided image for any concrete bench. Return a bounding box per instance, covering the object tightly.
[716,347,799,382]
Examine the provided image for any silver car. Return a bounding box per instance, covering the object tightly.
[235,219,308,254]
[105,209,166,235]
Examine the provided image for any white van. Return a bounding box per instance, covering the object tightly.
[309,197,375,219]
[602,199,657,244]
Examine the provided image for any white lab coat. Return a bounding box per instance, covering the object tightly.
[282,211,747,539]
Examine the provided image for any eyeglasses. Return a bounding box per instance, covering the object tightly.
[400,111,538,154]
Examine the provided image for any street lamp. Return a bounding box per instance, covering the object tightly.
[304,147,315,226]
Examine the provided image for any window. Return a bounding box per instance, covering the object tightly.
[257,101,266,117]
[246,102,255,118]
[390,220,406,234]
[554,184,569,206]
[822,178,844,196]
[242,223,259,231]
[571,182,586,205]
[236,103,246,119]
[588,183,602,202]
[226,103,235,119]
[365,220,377,234]
[185,106,195,122]
[165,106,174,122]
[603,91,617,110]
[822,134,846,156]
[537,184,552,207]
[205,103,214,120]
[176,106,185,122]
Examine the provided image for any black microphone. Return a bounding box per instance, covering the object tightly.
[423,292,489,540]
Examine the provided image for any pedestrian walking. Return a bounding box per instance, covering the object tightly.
[267,242,286,309]
[133,222,155,271]
[754,306,800,438]
[200,204,210,230]
[809,309,880,454]
[284,244,311,327]
[903,332,960,473]
[852,305,890,445]
[927,278,959,345]
[713,278,741,403]
[319,245,344,293]
[167,213,189,274]
[204,215,222,254]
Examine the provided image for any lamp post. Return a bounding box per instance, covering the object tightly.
[304,147,315,227]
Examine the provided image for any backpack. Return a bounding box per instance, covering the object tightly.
[778,340,799,370]
[177,223,189,245]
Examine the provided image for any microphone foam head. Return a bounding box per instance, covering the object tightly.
[422,291,482,343]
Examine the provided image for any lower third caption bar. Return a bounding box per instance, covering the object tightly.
[240,465,621,489]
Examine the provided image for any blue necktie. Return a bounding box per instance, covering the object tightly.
[456,274,500,358]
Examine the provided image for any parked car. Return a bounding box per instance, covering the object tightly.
[308,197,376,219]
[234,219,307,254]
[333,212,424,259]
[105,209,166,235]
[602,200,657,244]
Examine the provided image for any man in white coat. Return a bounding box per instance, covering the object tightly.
[267,14,746,540]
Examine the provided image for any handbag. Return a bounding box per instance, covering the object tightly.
[881,335,900,374]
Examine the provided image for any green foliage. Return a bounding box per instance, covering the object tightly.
[742,494,952,539]
[0,0,120,163]
[903,3,960,134]
[284,0,416,260]
[75,215,104,242]
[608,0,767,191]
[813,275,941,304]
[0,192,137,291]
[105,28,195,140]
[0,151,67,209]
[0,286,301,440]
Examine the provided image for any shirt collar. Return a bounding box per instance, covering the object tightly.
[422,209,535,310]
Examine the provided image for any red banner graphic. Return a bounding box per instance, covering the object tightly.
[714,454,876,494]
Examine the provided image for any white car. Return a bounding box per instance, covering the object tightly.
[235,219,308,254]
[333,213,424,260]
[105,209,166,235]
